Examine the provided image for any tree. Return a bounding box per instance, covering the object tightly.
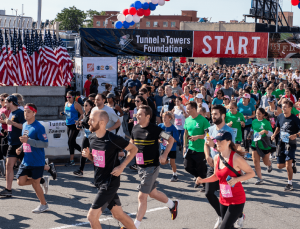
[55,6,86,32]
[85,10,106,28]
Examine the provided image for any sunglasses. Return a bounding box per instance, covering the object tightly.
[84,104,89,107]
[139,93,144,96]
[217,93,222,95]
[0,99,4,102]
[136,100,141,103]
[223,98,229,100]
[66,96,72,98]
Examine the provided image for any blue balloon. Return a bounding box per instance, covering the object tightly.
[142,2,149,10]
[123,21,130,29]
[134,1,142,9]
[298,3,300,9]
[115,21,123,29]
[130,21,135,26]
[130,3,134,7]
[155,3,158,6]
[149,3,156,11]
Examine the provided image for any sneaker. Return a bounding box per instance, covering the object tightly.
[73,169,83,177]
[170,175,178,182]
[0,189,12,197]
[200,186,206,193]
[170,200,178,220]
[48,163,57,180]
[192,177,197,181]
[245,153,252,159]
[0,159,5,176]
[65,161,75,167]
[255,178,264,185]
[292,160,297,174]
[41,176,50,194]
[267,163,272,173]
[234,213,245,228]
[129,164,138,171]
[32,204,49,213]
[194,183,200,188]
[214,216,222,229]
[284,184,293,191]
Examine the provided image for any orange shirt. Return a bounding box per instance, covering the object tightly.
[181,94,193,105]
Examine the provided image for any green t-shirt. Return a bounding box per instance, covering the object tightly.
[292,107,299,115]
[264,91,277,98]
[225,112,246,142]
[251,119,273,150]
[274,89,285,99]
[184,115,210,152]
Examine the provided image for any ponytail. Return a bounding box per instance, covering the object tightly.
[229,141,245,157]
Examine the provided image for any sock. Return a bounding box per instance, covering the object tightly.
[167,198,175,209]
[173,172,177,176]
[40,178,45,184]
[288,180,292,185]
[134,219,141,229]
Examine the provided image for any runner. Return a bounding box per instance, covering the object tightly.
[15,103,50,213]
[131,105,178,228]
[198,130,255,229]
[82,110,138,229]
[154,86,165,124]
[83,74,93,97]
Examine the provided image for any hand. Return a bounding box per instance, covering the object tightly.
[159,154,167,164]
[19,135,28,143]
[128,119,133,123]
[205,137,215,147]
[206,156,214,168]
[82,147,91,158]
[289,134,297,140]
[227,177,239,187]
[259,130,267,135]
[16,147,22,155]
[240,121,245,128]
[195,177,203,185]
[244,115,248,120]
[227,122,232,127]
[123,108,129,112]
[111,165,125,177]
[189,136,198,141]
[5,119,12,125]
[60,112,64,116]
[271,134,275,141]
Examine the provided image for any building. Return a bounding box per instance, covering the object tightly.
[258,11,293,27]
[93,10,199,30]
[0,10,33,29]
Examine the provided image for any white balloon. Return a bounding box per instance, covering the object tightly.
[125,14,133,23]
[117,14,125,21]
[133,15,141,23]
[158,0,165,6]
[151,0,159,4]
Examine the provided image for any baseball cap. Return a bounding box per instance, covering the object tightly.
[196,93,204,99]
[223,95,230,100]
[267,96,276,102]
[243,93,251,99]
[6,95,20,106]
[214,130,233,142]
[128,82,136,88]
[106,93,115,99]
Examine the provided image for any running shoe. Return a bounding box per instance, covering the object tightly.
[214,216,222,229]
[129,164,138,171]
[42,176,50,194]
[292,159,297,174]
[245,153,252,159]
[0,159,5,176]
[267,161,272,173]
[255,178,264,185]
[0,189,12,197]
[65,161,75,167]
[73,170,83,177]
[200,186,206,193]
[194,183,200,188]
[284,184,293,191]
[234,213,245,229]
[170,200,179,220]
[32,204,49,213]
[170,175,178,182]
[48,163,57,180]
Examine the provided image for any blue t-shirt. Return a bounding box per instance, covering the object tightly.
[212,98,223,105]
[7,109,26,145]
[158,123,179,152]
[22,120,48,167]
[207,124,235,159]
[237,103,256,126]
[238,98,256,107]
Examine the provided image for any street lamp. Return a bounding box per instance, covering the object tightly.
[105,14,117,28]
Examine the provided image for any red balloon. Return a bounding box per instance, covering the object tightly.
[123,9,129,16]
[129,7,137,15]
[144,9,151,17]
[137,8,144,17]
[291,0,299,6]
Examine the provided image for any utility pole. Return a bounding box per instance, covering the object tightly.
[274,0,279,69]
[37,0,42,29]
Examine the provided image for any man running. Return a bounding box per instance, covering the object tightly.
[131,105,178,229]
[82,110,138,229]
[271,99,299,191]
[15,103,50,213]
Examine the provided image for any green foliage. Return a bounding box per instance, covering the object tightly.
[55,6,86,32]
[85,10,106,28]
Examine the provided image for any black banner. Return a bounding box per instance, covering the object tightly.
[80,28,193,57]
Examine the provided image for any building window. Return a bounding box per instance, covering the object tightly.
[111,21,115,26]
[96,21,100,26]
[136,22,140,27]
[103,21,106,26]
[163,22,168,27]
[153,21,158,27]
[171,22,176,27]
[146,21,150,27]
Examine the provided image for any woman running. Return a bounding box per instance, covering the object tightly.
[212,89,224,105]
[61,91,83,166]
[196,130,255,229]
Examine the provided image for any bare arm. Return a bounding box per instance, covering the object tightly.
[107,119,121,132]
[75,102,84,116]
[160,136,175,163]
[6,120,23,129]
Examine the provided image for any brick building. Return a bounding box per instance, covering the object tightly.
[93,10,199,30]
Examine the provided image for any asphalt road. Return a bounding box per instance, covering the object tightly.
[0,149,300,229]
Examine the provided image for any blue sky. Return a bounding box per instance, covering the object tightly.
[2,0,300,26]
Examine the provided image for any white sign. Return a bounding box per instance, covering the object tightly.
[82,57,118,94]
[48,121,67,134]
[74,58,82,94]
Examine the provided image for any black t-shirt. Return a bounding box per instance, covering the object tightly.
[124,92,138,111]
[276,113,300,145]
[131,123,163,168]
[89,131,129,187]
[7,109,26,145]
[162,95,176,111]
[147,98,156,124]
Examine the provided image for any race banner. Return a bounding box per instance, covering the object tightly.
[193,31,269,58]
[268,33,300,58]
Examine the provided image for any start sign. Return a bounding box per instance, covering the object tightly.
[193,31,269,58]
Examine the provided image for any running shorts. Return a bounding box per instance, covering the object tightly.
[16,164,44,180]
[137,166,159,194]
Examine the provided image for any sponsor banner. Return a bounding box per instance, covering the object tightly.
[82,57,118,93]
[48,121,67,134]
[268,33,300,58]
[193,31,269,58]
[80,28,193,57]
[74,58,82,94]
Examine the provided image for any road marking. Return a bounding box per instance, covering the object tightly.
[50,206,168,229]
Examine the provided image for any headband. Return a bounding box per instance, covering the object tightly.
[24,106,37,113]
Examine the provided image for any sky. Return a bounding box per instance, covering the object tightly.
[1,0,300,26]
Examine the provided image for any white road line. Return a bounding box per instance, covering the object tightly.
[50,206,168,229]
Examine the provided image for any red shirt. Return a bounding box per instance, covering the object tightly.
[84,80,92,97]
[215,151,246,206]
[0,107,11,130]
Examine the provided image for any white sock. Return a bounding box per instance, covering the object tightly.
[173,172,177,176]
[288,180,292,185]
[167,198,175,209]
[134,219,141,229]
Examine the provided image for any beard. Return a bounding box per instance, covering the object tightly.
[90,122,100,132]
[213,116,222,125]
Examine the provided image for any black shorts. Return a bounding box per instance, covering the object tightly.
[16,164,44,180]
[7,144,24,159]
[277,144,296,164]
[168,150,177,159]
[251,146,270,155]
[91,178,121,210]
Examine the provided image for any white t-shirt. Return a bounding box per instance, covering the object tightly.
[173,106,186,130]
[91,105,119,134]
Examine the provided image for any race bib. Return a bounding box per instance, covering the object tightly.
[220,184,233,198]
[23,143,32,153]
[92,149,105,168]
[270,118,275,128]
[231,128,237,140]
[136,152,144,165]
[254,132,261,142]
[129,110,134,119]
[134,120,137,126]
[162,139,168,146]
[8,125,12,132]
[280,132,290,143]
[164,105,169,112]
[157,106,162,112]
[175,118,182,126]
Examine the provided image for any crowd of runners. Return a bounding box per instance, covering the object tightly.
[0,57,300,229]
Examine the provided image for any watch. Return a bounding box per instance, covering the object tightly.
[297,133,300,138]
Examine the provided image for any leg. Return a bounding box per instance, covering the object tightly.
[136,191,149,222]
[286,160,293,181]
[277,163,286,169]
[87,208,103,229]
[67,125,81,161]
[183,152,198,178]
[194,152,207,179]
[220,203,245,229]
[205,167,221,217]
[32,178,47,205]
[17,175,34,186]
[6,157,17,190]
[170,159,177,173]
[252,151,262,180]
[243,126,251,153]
[111,205,136,229]
[262,153,271,167]
[149,188,168,203]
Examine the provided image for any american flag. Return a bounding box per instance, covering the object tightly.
[10,29,19,84]
[0,30,4,81]
[1,30,13,86]
[25,30,33,84]
[31,30,42,86]
[17,29,29,85]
